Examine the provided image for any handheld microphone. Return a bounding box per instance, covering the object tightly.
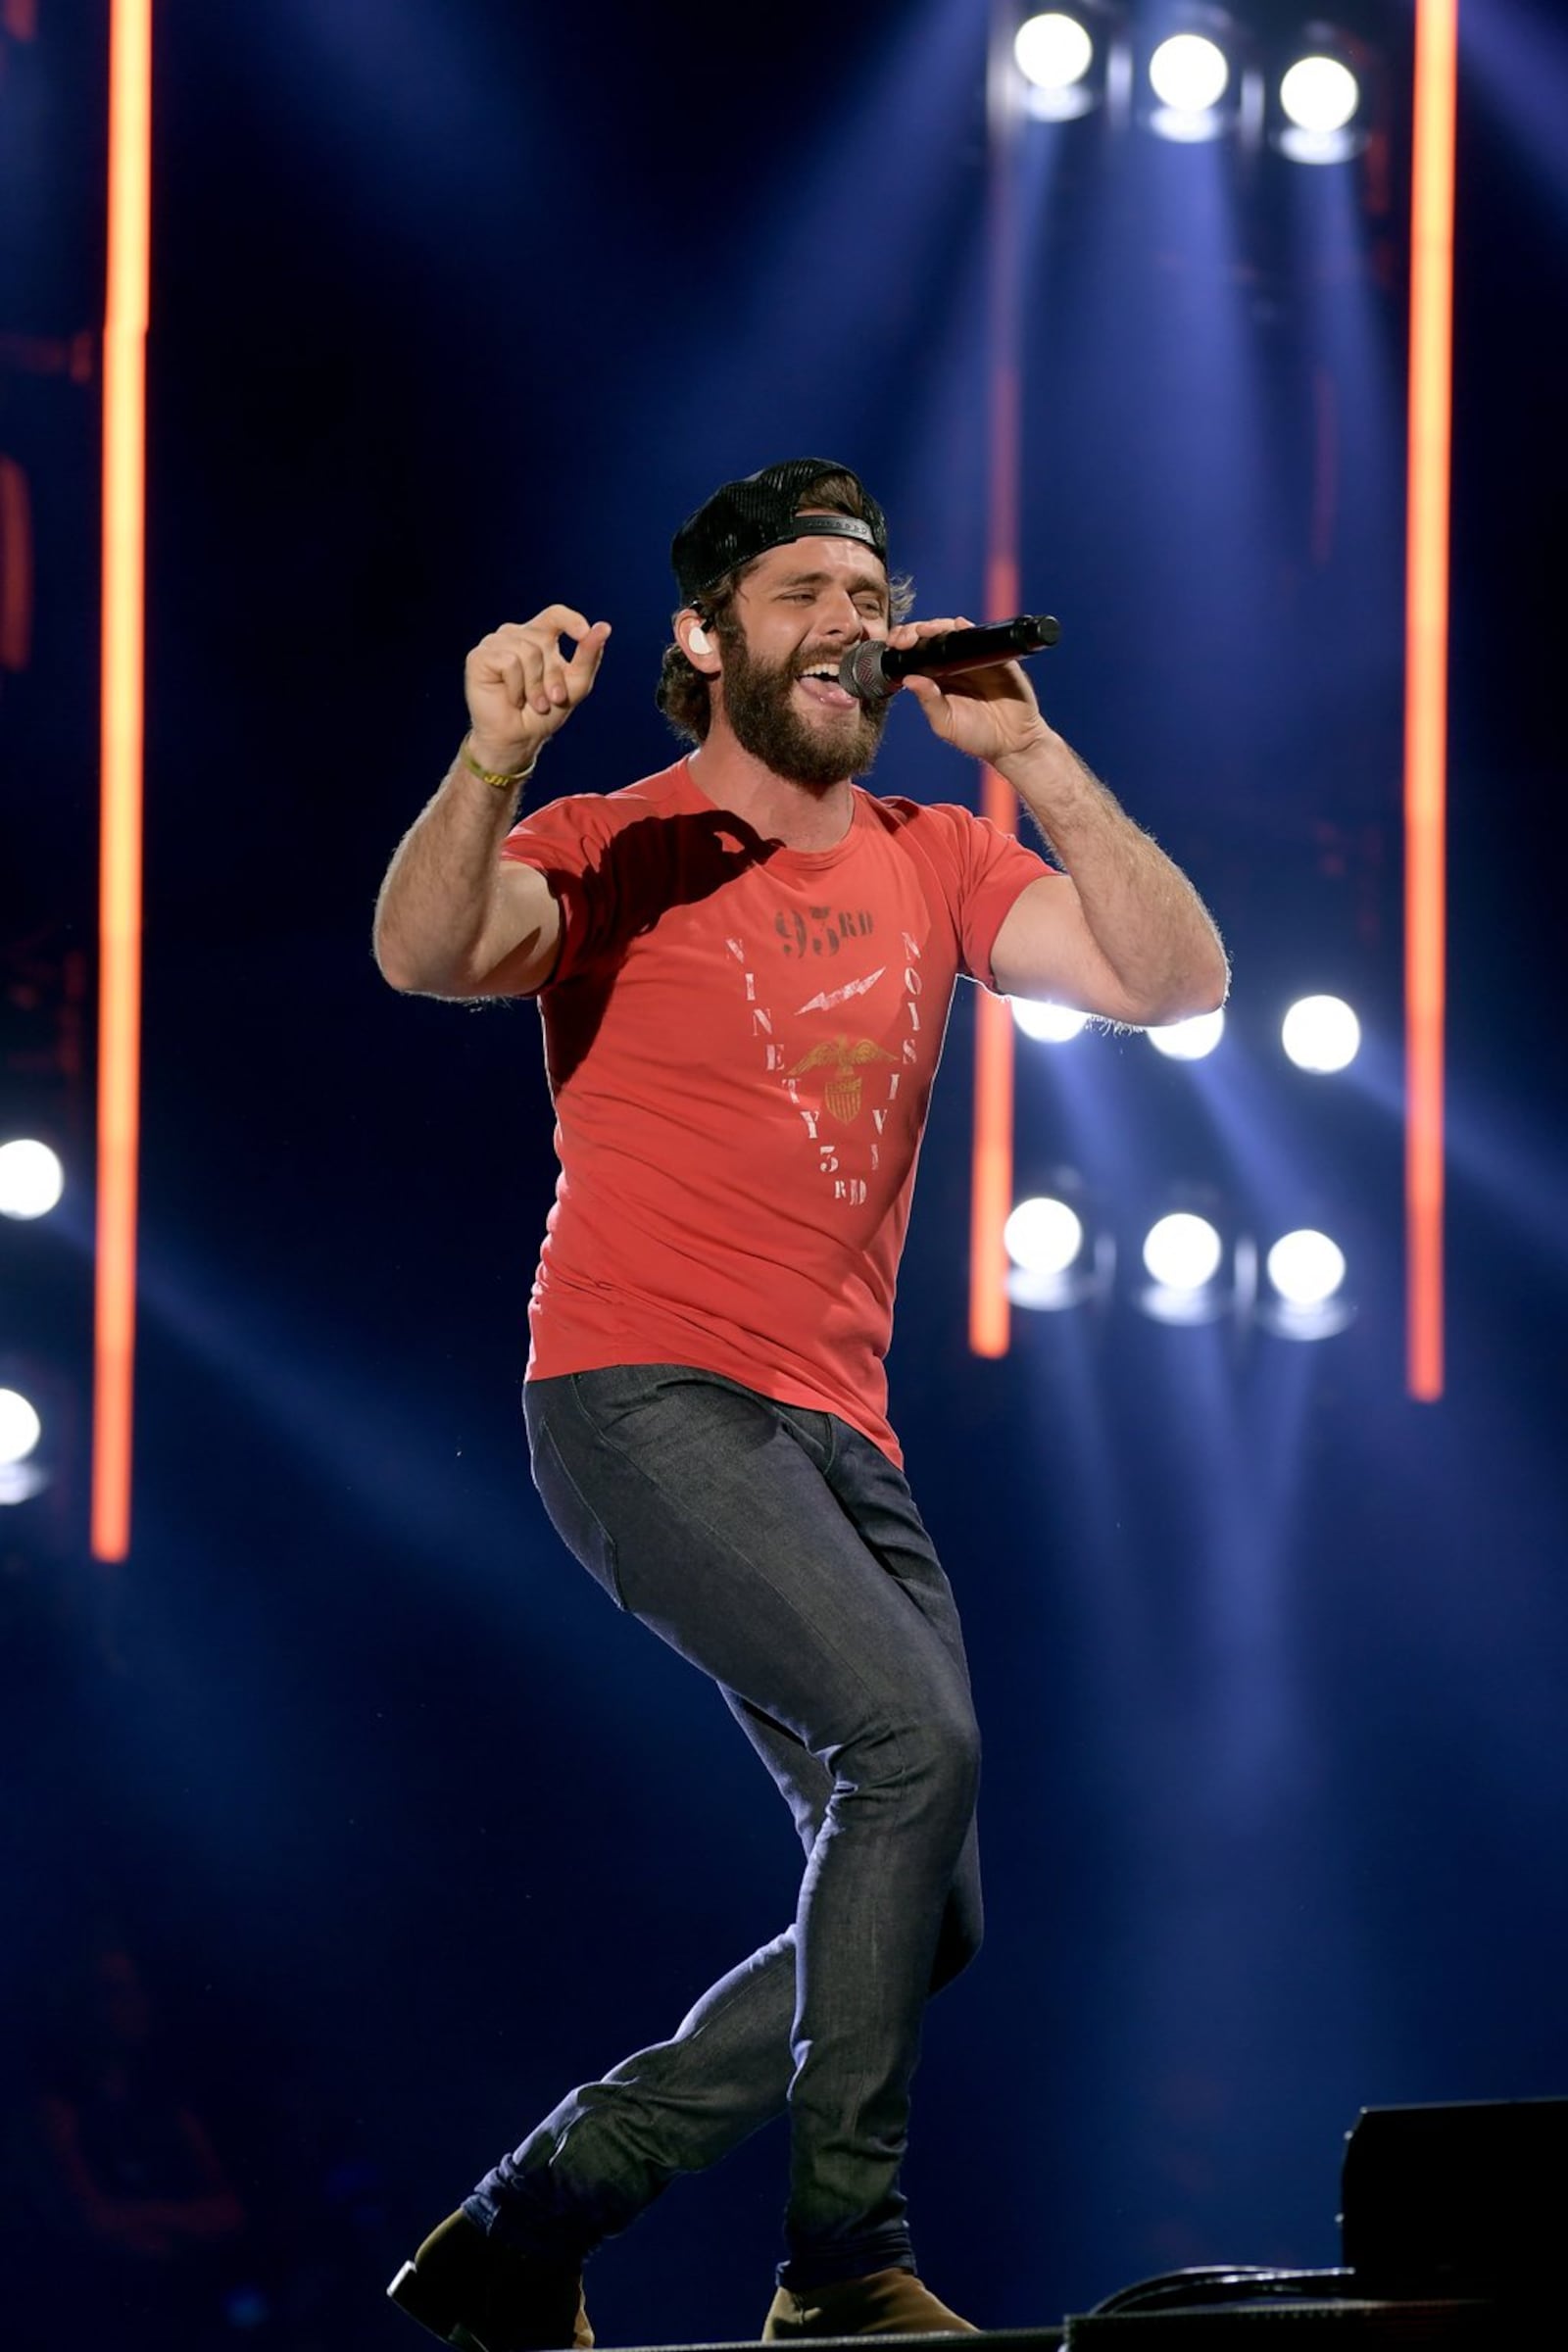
[839,612,1061,705]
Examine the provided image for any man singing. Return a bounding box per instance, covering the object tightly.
[373,460,1227,2348]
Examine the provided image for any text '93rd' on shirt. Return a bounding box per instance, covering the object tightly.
[501,756,1054,1465]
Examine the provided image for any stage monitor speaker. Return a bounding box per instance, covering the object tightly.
[1341,2095,1568,2301]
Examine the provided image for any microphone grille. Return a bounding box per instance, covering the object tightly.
[840,640,892,702]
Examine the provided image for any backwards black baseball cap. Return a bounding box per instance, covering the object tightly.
[671,458,889,610]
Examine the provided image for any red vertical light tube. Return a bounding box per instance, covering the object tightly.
[970,1,1023,1359]
[1404,0,1457,1401]
[93,0,152,1559]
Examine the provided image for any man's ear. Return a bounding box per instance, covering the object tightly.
[678,610,721,672]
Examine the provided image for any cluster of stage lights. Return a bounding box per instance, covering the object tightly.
[1010,990,1359,1070]
[0,1137,66,1502]
[1004,995,1359,1336]
[1013,11,1366,160]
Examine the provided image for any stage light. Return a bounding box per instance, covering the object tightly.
[1270,29,1371,165]
[1281,53,1359,134]
[1010,996,1090,1043]
[1257,1225,1354,1340]
[1149,31,1229,113]
[0,1361,62,1506]
[1014,8,1110,122]
[1004,1174,1111,1312]
[1143,1210,1223,1291]
[0,1387,42,1466]
[1281,995,1360,1072]
[1005,1194,1085,1276]
[0,1137,66,1219]
[1015,12,1094,91]
[1147,1008,1225,1060]
[1267,1228,1347,1306]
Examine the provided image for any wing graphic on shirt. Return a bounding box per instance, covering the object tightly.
[786,1035,900,1125]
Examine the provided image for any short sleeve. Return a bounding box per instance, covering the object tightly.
[919,803,1059,993]
[499,795,622,989]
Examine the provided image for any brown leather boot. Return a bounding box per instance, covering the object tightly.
[762,2266,978,2337]
[387,2208,592,2351]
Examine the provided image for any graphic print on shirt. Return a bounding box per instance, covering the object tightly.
[723,900,929,1212]
[786,1036,899,1126]
[774,906,876,960]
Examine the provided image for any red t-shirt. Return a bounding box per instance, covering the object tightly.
[502,757,1053,1464]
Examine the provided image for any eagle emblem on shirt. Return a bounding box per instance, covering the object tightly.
[786,1035,899,1125]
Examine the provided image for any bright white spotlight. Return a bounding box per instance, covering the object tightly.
[1266,1229,1346,1307]
[1147,1007,1225,1060]
[1143,1211,1223,1291]
[1015,12,1094,91]
[1142,1213,1222,1289]
[1010,996,1089,1044]
[1004,1195,1085,1277]
[1281,55,1359,134]
[0,1389,42,1467]
[0,1138,66,1219]
[1281,995,1359,1073]
[1149,32,1230,113]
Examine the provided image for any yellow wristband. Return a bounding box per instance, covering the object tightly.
[460,733,537,791]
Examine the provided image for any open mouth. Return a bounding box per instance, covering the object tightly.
[795,662,859,712]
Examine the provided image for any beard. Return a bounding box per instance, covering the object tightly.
[715,624,890,791]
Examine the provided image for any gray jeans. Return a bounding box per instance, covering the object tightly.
[465,1364,983,2288]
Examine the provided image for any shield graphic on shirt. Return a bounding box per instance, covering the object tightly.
[786,1035,899,1125]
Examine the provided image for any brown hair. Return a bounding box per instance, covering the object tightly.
[656,469,913,747]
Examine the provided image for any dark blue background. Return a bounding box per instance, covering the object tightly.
[3,1,1565,2342]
